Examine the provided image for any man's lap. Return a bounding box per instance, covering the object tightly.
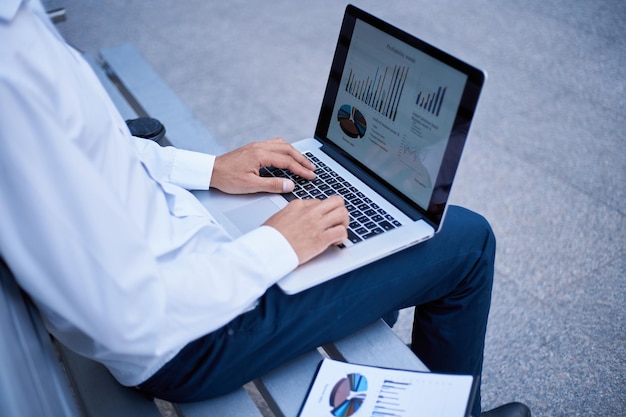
[138,205,495,405]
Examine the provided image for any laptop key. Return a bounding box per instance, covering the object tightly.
[355,227,368,235]
[379,220,396,231]
[362,228,384,239]
[346,229,363,244]
[371,214,384,222]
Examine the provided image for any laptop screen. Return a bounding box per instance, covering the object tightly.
[316,5,485,226]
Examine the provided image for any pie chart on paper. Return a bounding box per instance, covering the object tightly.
[329,373,368,416]
[338,104,367,139]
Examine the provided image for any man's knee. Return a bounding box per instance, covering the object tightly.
[446,205,496,256]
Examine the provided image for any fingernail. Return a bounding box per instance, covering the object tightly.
[282,179,295,193]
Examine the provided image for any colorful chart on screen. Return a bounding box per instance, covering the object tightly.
[329,373,368,417]
[337,104,367,138]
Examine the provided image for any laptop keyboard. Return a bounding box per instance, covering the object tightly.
[259,152,402,247]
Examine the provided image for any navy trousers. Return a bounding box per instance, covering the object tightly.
[138,206,495,416]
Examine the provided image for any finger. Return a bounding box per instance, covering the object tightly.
[249,175,295,194]
[323,204,350,229]
[316,195,347,214]
[323,224,349,246]
[312,197,349,229]
[260,143,316,179]
[286,149,317,173]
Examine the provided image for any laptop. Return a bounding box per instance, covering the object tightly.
[193,4,486,294]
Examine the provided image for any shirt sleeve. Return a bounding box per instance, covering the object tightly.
[130,137,216,190]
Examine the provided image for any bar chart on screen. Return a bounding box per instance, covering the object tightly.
[416,85,447,117]
[344,65,409,122]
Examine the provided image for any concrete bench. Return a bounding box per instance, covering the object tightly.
[0,43,427,417]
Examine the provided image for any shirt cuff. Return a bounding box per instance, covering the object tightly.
[170,149,215,190]
[237,225,299,283]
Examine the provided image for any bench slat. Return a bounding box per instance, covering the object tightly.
[328,319,429,371]
[255,350,325,417]
[175,389,264,417]
[42,0,66,23]
[0,260,81,417]
[57,344,162,417]
[84,53,138,121]
[58,323,264,417]
[99,43,225,155]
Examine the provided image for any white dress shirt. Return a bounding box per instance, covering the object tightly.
[0,0,298,386]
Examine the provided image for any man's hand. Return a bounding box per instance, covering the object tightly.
[263,195,349,265]
[210,138,316,194]
[211,138,348,265]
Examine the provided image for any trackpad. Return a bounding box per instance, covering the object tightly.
[224,198,282,234]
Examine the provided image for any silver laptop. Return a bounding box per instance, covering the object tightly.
[193,5,486,294]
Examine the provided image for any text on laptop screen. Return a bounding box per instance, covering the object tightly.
[326,19,468,210]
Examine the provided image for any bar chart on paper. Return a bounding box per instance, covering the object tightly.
[372,379,412,416]
[344,65,409,122]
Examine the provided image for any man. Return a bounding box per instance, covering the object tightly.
[0,1,529,416]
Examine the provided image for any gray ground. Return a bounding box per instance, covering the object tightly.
[55,1,625,416]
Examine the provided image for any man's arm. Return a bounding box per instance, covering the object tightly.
[131,136,317,194]
[135,135,349,265]
[130,136,215,190]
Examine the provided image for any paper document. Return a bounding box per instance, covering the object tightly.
[298,359,476,417]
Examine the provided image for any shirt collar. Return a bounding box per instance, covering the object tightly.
[0,0,24,22]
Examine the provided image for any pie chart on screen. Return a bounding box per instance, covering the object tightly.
[337,104,367,138]
[329,373,368,416]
